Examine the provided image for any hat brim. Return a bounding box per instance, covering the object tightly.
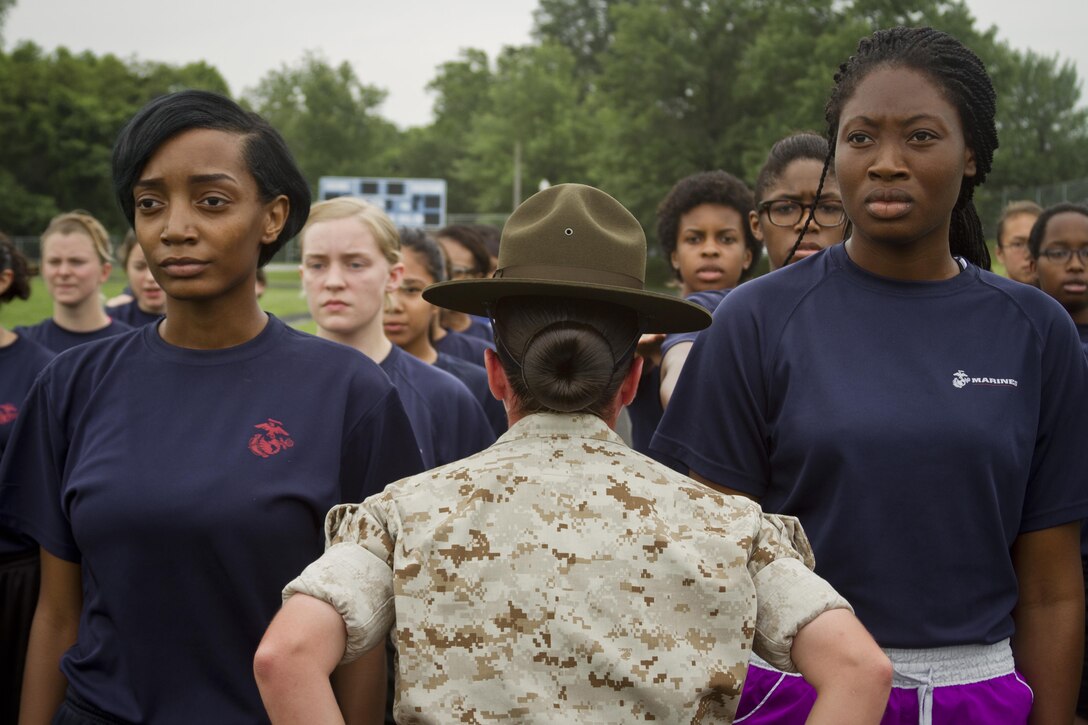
[423,278,712,334]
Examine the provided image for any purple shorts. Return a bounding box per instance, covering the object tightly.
[735,641,1033,725]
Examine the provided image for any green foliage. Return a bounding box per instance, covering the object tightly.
[243,51,399,192]
[0,41,229,236]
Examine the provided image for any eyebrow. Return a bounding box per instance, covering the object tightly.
[847,113,947,128]
[134,173,239,189]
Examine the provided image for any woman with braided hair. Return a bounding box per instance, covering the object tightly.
[653,26,1088,723]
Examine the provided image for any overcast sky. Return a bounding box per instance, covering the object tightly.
[5,0,1085,128]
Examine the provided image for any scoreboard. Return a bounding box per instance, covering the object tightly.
[317,176,447,229]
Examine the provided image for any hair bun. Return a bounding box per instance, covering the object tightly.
[520,321,616,413]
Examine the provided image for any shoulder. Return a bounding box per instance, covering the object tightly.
[973,269,1079,347]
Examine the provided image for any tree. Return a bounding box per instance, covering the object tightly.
[244,52,399,193]
[0,41,230,235]
[0,0,15,46]
[455,43,593,213]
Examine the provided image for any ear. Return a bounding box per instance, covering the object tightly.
[742,246,753,272]
[669,249,679,271]
[618,355,644,407]
[260,195,290,246]
[484,348,511,403]
[963,146,977,179]
[748,209,764,241]
[99,261,112,284]
[0,268,13,297]
[386,262,405,293]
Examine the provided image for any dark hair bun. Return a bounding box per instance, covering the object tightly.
[520,321,617,413]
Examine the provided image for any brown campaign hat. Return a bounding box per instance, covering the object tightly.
[423,184,711,334]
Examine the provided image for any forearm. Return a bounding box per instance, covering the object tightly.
[18,607,76,725]
[1012,522,1084,725]
[1012,592,1083,724]
[331,643,387,725]
[20,549,81,725]
[658,342,692,409]
[255,594,349,725]
[792,608,891,725]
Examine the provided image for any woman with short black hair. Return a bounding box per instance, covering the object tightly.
[0,90,423,723]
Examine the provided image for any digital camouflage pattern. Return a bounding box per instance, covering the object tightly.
[284,413,850,723]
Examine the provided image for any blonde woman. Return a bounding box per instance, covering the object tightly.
[300,197,494,469]
[16,211,130,352]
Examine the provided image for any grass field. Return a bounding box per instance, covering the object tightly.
[0,267,317,333]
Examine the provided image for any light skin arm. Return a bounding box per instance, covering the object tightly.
[792,608,893,725]
[658,341,692,409]
[254,594,348,725]
[1010,522,1083,725]
[19,549,81,725]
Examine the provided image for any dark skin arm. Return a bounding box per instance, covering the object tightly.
[20,549,81,725]
[688,470,758,501]
[1011,522,1083,725]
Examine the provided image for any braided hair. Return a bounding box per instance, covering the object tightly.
[784,27,997,269]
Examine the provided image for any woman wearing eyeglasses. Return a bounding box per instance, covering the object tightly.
[750,133,848,271]
[627,170,763,455]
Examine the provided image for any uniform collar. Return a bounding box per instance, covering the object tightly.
[494,412,624,447]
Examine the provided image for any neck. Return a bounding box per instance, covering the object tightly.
[53,298,112,332]
[1071,307,1088,326]
[400,334,438,364]
[442,309,471,333]
[158,297,268,349]
[845,232,961,281]
[0,326,15,348]
[318,320,392,363]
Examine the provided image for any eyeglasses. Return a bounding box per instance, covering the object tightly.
[758,199,846,228]
[1038,247,1088,265]
[1000,240,1028,251]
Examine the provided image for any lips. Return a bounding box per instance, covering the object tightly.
[322,299,349,311]
[864,188,914,220]
[694,265,724,282]
[160,257,209,278]
[1062,279,1087,294]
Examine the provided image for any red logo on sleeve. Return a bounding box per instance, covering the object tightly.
[0,403,17,425]
[248,418,294,458]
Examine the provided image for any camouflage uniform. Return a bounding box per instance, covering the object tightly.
[285,413,850,723]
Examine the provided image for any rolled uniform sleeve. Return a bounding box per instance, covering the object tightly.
[747,513,852,673]
[282,499,398,664]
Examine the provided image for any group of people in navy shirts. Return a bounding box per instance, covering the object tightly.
[1,23,1088,725]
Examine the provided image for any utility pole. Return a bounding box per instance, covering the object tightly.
[513,141,522,211]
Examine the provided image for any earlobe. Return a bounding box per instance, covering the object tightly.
[387,263,405,292]
[0,269,13,297]
[669,250,679,271]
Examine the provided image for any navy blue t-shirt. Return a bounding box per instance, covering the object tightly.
[435,352,508,436]
[14,317,131,353]
[108,300,161,327]
[435,329,492,367]
[652,244,1088,649]
[628,289,729,455]
[0,315,423,723]
[1078,324,1088,355]
[379,344,495,468]
[0,334,53,555]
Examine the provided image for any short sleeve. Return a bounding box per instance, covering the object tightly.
[0,373,80,561]
[748,514,852,673]
[651,292,772,496]
[282,499,398,663]
[340,387,425,503]
[1020,312,1088,533]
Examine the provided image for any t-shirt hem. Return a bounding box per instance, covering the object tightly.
[1019,501,1088,535]
[0,513,80,562]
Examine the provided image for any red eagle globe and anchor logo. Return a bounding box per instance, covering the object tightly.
[0,403,18,425]
[248,418,294,458]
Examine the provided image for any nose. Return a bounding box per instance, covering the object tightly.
[1068,250,1086,271]
[387,289,405,312]
[868,141,908,181]
[700,239,720,256]
[160,206,196,245]
[323,263,346,289]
